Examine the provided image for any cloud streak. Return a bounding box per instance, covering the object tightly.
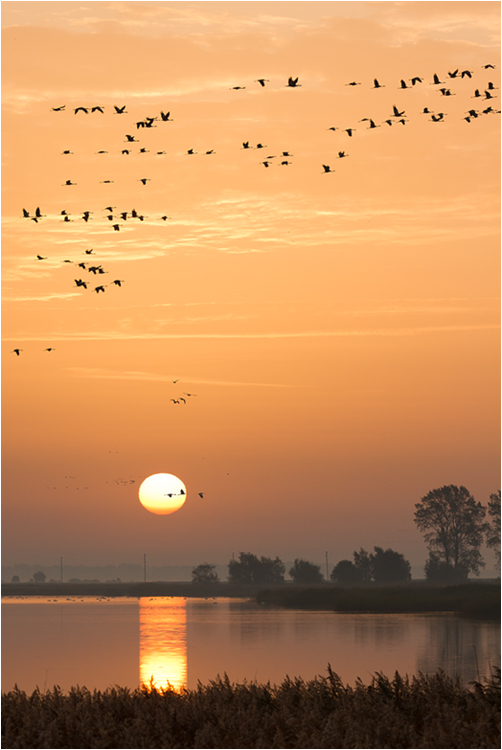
[5,323,498,343]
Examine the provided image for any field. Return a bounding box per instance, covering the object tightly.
[2,668,500,748]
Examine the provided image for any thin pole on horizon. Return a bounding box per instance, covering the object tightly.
[60,556,63,583]
[325,551,329,582]
[144,554,146,583]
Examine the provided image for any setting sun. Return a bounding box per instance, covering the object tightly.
[138,474,187,515]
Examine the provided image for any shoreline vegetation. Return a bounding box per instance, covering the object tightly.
[2,580,500,618]
[2,668,500,749]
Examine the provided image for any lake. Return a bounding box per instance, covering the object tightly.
[2,596,500,693]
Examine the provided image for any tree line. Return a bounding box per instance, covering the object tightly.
[192,485,501,586]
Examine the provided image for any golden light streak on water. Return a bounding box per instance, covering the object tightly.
[139,597,187,691]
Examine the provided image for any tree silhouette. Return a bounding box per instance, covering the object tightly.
[353,548,372,583]
[191,563,219,585]
[228,552,285,584]
[32,571,46,583]
[414,485,487,578]
[330,559,362,585]
[486,490,501,567]
[370,546,411,584]
[288,558,324,584]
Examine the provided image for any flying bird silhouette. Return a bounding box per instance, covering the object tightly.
[286,77,301,87]
[12,349,22,356]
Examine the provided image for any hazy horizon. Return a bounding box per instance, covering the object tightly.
[2,2,500,573]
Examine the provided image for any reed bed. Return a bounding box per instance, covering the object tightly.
[2,667,500,749]
[256,583,501,619]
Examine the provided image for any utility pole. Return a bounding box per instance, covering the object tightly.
[144,554,147,583]
[325,551,329,582]
[60,556,63,583]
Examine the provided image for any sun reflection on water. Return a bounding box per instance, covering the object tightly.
[139,597,187,692]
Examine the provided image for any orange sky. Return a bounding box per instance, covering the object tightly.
[2,1,500,575]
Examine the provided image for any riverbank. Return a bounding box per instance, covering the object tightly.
[2,668,500,748]
[256,582,501,619]
[2,580,500,618]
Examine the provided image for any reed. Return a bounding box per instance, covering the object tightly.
[2,667,500,748]
[256,583,501,619]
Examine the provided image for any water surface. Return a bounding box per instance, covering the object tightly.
[2,596,499,693]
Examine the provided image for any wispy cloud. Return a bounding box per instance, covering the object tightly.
[66,367,293,388]
[4,323,498,344]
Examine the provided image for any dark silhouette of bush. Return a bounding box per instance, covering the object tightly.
[192,563,219,585]
[486,490,501,567]
[371,546,411,584]
[331,547,411,585]
[288,559,323,584]
[32,571,46,584]
[228,552,285,585]
[330,559,363,585]
[425,553,469,583]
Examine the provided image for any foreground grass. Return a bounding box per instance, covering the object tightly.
[2,669,500,749]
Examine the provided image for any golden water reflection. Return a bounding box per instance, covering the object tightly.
[139,597,187,691]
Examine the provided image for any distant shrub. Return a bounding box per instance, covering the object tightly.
[192,563,219,585]
[425,554,469,583]
[288,559,324,584]
[228,552,285,585]
[330,559,362,585]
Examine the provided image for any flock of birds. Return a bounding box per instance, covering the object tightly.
[26,66,497,191]
[13,65,499,380]
[11,64,499,517]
